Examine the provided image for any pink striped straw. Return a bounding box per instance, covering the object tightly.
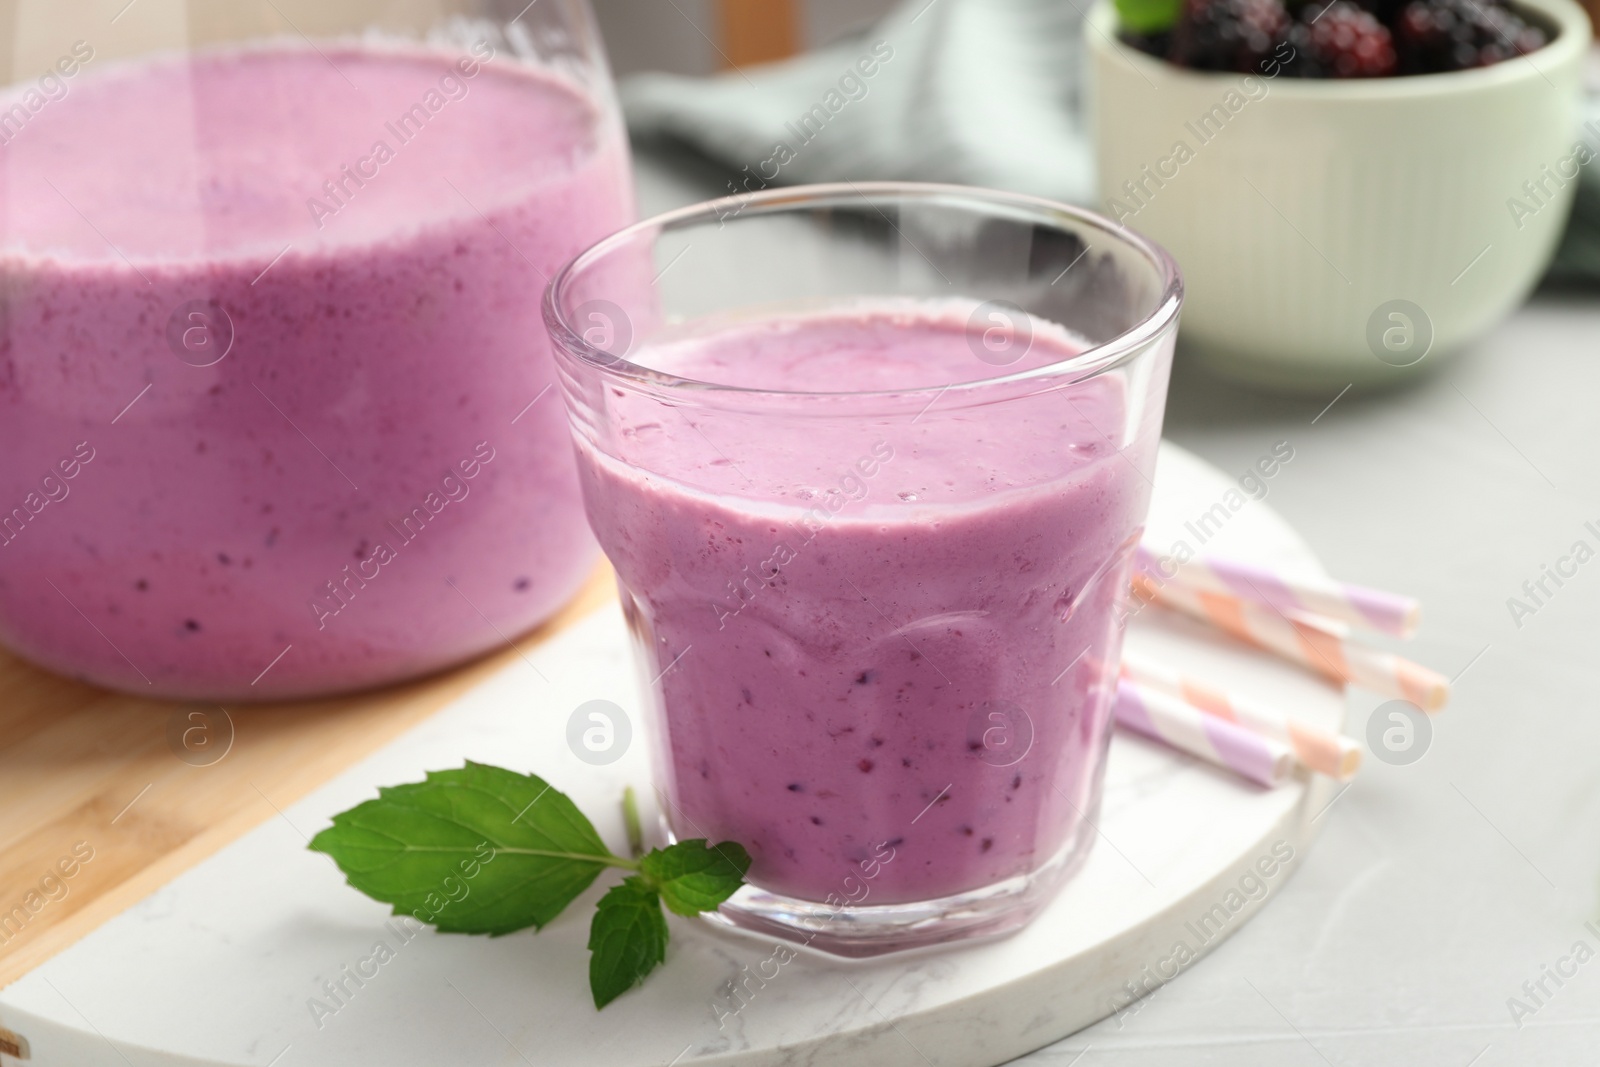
[1136,545,1420,638]
[1130,574,1449,712]
[1120,650,1361,780]
[1114,679,1294,787]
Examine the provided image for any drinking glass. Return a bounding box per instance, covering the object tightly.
[547,183,1181,956]
[0,0,632,699]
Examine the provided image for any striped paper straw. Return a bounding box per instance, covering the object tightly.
[1114,679,1294,787]
[1121,650,1361,780]
[1136,545,1420,638]
[1131,574,1449,712]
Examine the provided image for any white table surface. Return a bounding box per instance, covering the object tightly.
[630,143,1600,1067]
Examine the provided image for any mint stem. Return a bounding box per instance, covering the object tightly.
[622,786,644,859]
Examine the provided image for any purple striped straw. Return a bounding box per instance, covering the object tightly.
[1135,545,1419,638]
[1114,680,1295,788]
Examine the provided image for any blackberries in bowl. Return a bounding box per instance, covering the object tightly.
[1117,0,1554,77]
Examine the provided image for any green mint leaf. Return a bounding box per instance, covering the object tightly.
[308,761,626,935]
[588,876,668,1009]
[639,839,751,917]
[1116,0,1182,32]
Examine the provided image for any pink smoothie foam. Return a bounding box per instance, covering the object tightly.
[578,305,1155,905]
[0,43,633,697]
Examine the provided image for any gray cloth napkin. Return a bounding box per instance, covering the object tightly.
[621,0,1096,203]
[620,0,1600,285]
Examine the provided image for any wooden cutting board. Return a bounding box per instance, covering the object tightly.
[0,562,617,991]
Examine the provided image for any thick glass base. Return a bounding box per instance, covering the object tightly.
[694,815,1098,959]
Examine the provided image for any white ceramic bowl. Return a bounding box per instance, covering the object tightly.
[1088,0,1591,390]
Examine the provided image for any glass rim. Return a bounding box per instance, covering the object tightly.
[543,181,1184,400]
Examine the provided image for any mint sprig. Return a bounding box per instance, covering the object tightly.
[308,762,750,1008]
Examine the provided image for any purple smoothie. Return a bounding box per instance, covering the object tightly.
[0,43,633,698]
[576,304,1158,905]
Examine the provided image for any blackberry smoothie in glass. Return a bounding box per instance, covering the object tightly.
[549,185,1181,955]
[0,2,632,699]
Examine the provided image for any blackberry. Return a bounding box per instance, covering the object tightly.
[1395,0,1548,72]
[1170,0,1293,72]
[1288,0,1398,76]
[1350,0,1407,24]
[1119,28,1175,60]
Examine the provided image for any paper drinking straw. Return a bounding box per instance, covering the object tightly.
[1113,679,1294,787]
[1120,650,1361,780]
[1136,544,1420,638]
[1130,574,1449,712]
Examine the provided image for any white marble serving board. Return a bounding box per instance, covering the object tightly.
[0,443,1346,1067]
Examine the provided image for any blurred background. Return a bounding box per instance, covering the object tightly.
[593,0,1594,73]
[593,0,898,75]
